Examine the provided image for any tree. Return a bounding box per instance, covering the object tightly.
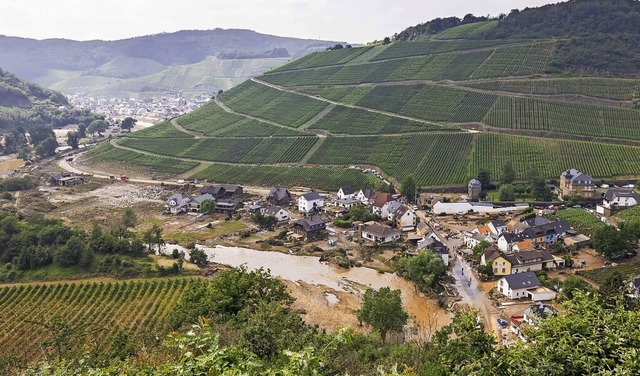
[561,275,590,300]
[17,146,31,160]
[397,250,445,292]
[55,235,90,267]
[472,240,491,262]
[477,169,491,196]
[383,37,391,44]
[356,287,408,343]
[189,248,208,267]
[28,125,55,146]
[34,136,58,159]
[66,131,79,150]
[142,224,164,254]
[252,212,277,230]
[199,199,216,214]
[499,184,516,201]
[87,120,107,136]
[120,117,137,132]
[593,225,635,259]
[77,123,87,138]
[501,160,515,185]
[400,175,417,203]
[598,270,624,307]
[115,208,137,238]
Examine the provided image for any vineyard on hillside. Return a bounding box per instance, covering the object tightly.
[0,278,193,362]
[308,105,455,134]
[219,80,328,128]
[118,136,318,164]
[126,120,193,139]
[462,78,639,101]
[175,101,303,137]
[189,163,381,191]
[260,42,554,87]
[84,143,199,177]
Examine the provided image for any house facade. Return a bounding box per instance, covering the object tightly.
[498,272,541,299]
[298,192,324,213]
[261,206,289,222]
[602,188,640,209]
[360,223,401,244]
[356,188,376,204]
[268,187,292,206]
[188,194,215,213]
[559,169,596,198]
[395,205,417,231]
[165,193,191,215]
[293,215,326,241]
[337,186,356,200]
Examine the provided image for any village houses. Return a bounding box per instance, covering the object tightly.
[298,192,324,213]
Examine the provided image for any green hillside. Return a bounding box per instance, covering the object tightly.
[0,29,342,98]
[0,67,98,132]
[86,1,640,189]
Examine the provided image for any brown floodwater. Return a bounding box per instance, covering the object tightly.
[190,245,452,333]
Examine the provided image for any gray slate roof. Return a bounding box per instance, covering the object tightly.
[468,179,482,188]
[263,206,285,216]
[604,188,640,201]
[524,302,556,319]
[339,186,355,195]
[362,223,400,238]
[269,187,291,201]
[301,192,322,201]
[503,271,541,289]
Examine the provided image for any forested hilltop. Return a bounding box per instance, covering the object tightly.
[396,0,640,76]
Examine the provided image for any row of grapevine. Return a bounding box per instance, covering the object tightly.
[0,279,193,362]
[468,41,555,79]
[462,78,639,101]
[261,49,492,86]
[175,101,301,137]
[301,84,497,124]
[83,143,199,176]
[309,105,454,134]
[220,81,328,128]
[484,96,640,140]
[432,20,499,40]
[307,133,475,186]
[469,133,640,181]
[118,136,318,164]
[269,46,373,72]
[127,120,193,138]
[370,38,512,61]
[189,163,381,191]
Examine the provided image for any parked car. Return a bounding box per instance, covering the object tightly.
[497,318,507,326]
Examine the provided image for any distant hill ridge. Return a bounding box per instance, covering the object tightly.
[85,0,640,189]
[0,29,343,98]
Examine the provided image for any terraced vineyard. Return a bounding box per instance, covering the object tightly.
[92,26,640,189]
[463,78,639,101]
[189,163,381,191]
[551,209,607,236]
[309,105,455,134]
[484,96,640,140]
[84,143,199,176]
[118,136,318,164]
[219,80,328,127]
[0,278,193,362]
[175,101,303,137]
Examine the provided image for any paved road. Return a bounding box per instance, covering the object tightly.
[415,210,501,334]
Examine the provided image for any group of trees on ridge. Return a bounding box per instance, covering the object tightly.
[393,0,640,76]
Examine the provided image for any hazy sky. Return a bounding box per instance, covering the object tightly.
[0,0,558,43]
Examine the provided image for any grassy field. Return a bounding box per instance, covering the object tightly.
[432,21,500,40]
[0,278,194,362]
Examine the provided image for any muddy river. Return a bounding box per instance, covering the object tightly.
[178,245,452,331]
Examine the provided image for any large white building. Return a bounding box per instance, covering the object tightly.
[298,192,324,213]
